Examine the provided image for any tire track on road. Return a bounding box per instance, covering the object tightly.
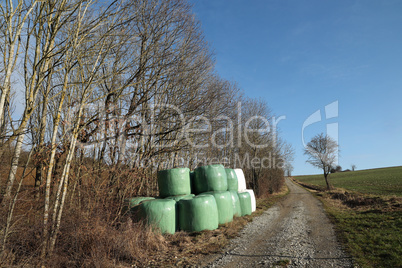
[205,178,353,267]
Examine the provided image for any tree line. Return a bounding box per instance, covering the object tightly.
[0,0,293,264]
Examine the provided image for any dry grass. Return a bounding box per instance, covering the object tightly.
[2,182,282,263]
[294,177,401,212]
[1,158,288,267]
[0,188,289,267]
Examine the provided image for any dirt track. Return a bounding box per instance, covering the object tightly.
[203,178,353,267]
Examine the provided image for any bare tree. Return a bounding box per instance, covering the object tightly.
[0,0,39,141]
[0,0,295,264]
[304,133,338,190]
[351,164,356,171]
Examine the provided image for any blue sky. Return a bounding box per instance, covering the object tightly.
[190,0,402,175]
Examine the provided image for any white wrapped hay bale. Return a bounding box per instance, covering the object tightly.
[234,169,247,192]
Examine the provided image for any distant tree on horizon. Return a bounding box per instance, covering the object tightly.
[330,165,342,173]
[351,164,356,171]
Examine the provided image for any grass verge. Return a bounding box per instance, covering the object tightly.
[292,178,401,268]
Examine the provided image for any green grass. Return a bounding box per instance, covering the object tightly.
[295,166,402,267]
[295,166,402,196]
[325,206,402,267]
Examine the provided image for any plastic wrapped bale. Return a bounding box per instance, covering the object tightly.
[237,191,252,216]
[229,190,242,217]
[122,197,155,216]
[166,195,194,231]
[178,195,219,232]
[157,167,191,198]
[165,194,195,202]
[193,165,228,194]
[225,168,238,191]
[234,169,247,191]
[242,189,256,212]
[202,191,233,224]
[139,199,176,234]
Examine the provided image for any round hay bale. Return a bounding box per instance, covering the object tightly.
[178,195,219,232]
[243,189,256,212]
[225,168,238,191]
[122,197,155,216]
[234,169,247,191]
[229,190,242,217]
[139,199,176,234]
[237,191,252,216]
[193,165,228,194]
[157,167,191,197]
[202,191,233,224]
[165,194,195,202]
[166,195,194,231]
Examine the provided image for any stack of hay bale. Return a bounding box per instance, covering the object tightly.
[125,164,256,234]
[235,168,256,213]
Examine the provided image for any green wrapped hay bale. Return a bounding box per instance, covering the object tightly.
[126,197,155,207]
[229,190,242,217]
[165,194,195,202]
[178,195,219,232]
[122,197,155,216]
[237,191,252,216]
[243,189,256,212]
[202,191,233,224]
[166,195,194,231]
[158,168,191,197]
[139,199,176,234]
[225,168,238,191]
[193,165,228,194]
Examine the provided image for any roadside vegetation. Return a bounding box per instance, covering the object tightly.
[0,0,293,266]
[0,183,288,267]
[294,166,402,268]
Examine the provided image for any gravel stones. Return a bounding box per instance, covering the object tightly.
[204,178,353,268]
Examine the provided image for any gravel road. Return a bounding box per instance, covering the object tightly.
[203,178,353,267]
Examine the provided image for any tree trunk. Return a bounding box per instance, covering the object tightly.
[4,128,26,198]
[41,72,68,261]
[324,173,331,190]
[2,148,33,252]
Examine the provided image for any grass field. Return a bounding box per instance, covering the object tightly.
[295,166,402,196]
[325,208,402,267]
[294,166,402,268]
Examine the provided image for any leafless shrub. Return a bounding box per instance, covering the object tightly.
[0,0,293,265]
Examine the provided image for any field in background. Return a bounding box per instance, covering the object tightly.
[296,166,402,196]
[294,166,402,267]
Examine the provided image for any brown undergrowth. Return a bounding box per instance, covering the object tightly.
[0,181,288,267]
[292,178,401,212]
